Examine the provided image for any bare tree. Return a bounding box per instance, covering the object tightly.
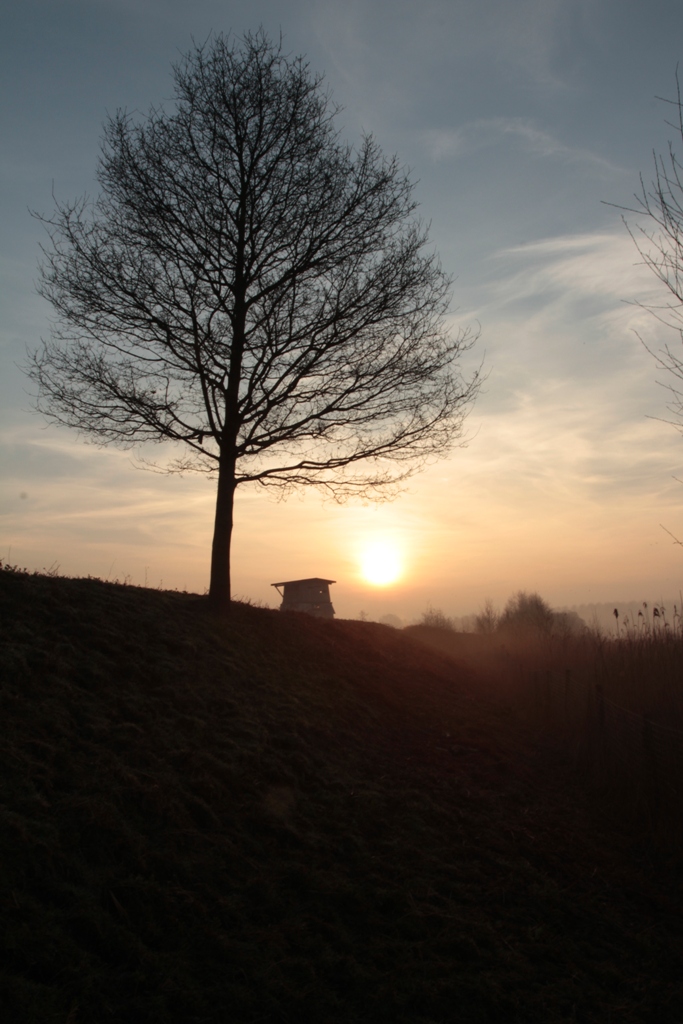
[474,598,499,635]
[624,71,683,427]
[29,31,480,608]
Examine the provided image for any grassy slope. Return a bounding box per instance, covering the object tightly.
[1,569,682,1023]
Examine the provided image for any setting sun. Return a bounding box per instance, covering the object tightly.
[360,541,403,587]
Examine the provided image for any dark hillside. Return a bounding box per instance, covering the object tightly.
[1,568,682,1023]
[404,625,512,691]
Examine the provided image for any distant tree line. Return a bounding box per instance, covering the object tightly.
[420,591,587,638]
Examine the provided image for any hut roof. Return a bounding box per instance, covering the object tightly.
[271,578,336,587]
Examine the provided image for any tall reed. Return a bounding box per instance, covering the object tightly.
[506,619,683,848]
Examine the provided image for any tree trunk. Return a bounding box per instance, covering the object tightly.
[208,454,237,610]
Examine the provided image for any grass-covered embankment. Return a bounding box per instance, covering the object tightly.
[1,567,682,1022]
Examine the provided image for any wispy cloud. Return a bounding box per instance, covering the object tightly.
[448,228,683,515]
[424,118,625,176]
[489,230,660,307]
[312,0,584,95]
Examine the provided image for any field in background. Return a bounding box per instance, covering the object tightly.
[2,566,683,1023]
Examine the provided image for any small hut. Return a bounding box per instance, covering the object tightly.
[271,578,336,618]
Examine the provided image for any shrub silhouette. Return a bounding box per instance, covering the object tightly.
[498,591,555,637]
[419,605,454,630]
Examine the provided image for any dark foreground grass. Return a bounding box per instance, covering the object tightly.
[1,569,682,1023]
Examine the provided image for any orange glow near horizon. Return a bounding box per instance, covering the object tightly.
[359,540,403,587]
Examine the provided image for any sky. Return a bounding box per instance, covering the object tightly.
[3,0,683,623]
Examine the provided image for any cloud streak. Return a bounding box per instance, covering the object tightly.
[424,119,625,176]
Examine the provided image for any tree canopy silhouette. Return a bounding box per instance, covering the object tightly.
[30,31,480,607]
